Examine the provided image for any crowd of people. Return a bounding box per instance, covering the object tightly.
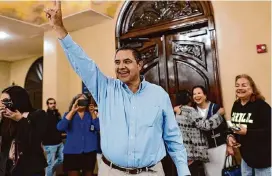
[0,75,270,176]
[0,1,270,176]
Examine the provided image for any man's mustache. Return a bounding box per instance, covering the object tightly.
[117,69,129,73]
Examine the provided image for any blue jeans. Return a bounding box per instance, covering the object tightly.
[241,159,271,176]
[43,143,64,176]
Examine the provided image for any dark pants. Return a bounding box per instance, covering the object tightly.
[12,170,45,176]
[31,170,45,176]
[189,160,206,176]
[0,153,7,176]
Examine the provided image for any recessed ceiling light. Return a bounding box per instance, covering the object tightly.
[0,31,10,39]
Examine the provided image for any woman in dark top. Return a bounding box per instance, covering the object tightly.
[227,74,271,176]
[57,94,100,176]
[0,86,47,176]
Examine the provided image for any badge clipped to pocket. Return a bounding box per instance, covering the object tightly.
[90,124,95,132]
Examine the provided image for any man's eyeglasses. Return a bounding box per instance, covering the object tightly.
[49,102,56,105]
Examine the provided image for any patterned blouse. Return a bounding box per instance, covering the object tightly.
[176,105,224,162]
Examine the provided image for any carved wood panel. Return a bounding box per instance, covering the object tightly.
[172,40,207,69]
[128,1,203,30]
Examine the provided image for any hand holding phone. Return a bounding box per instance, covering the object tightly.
[231,126,241,131]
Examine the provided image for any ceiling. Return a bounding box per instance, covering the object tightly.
[0,1,121,62]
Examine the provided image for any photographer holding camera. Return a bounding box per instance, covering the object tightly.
[57,94,100,176]
[0,86,48,176]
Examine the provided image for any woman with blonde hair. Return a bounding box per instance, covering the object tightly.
[227,74,271,176]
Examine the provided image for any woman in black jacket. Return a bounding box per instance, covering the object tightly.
[227,74,271,176]
[0,86,48,176]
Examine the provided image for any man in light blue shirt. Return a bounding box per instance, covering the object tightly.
[45,1,190,175]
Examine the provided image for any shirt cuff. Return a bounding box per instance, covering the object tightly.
[59,34,74,49]
[177,164,191,176]
[64,116,71,122]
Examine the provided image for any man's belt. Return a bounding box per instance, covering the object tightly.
[102,155,155,174]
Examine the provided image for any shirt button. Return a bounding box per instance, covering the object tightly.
[132,107,135,109]
[82,136,84,140]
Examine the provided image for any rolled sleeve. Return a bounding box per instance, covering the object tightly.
[59,34,74,49]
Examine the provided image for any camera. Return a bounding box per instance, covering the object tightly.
[1,98,16,111]
[77,99,89,107]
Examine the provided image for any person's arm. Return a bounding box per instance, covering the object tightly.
[189,109,224,131]
[162,93,191,176]
[57,112,72,132]
[227,103,239,148]
[17,110,48,145]
[45,0,109,105]
[59,35,109,104]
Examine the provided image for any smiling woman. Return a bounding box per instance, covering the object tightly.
[227,74,271,175]
[192,85,228,176]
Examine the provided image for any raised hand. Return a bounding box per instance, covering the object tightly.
[44,0,68,39]
[65,99,79,121]
[89,105,98,120]
[71,99,80,113]
[3,108,23,122]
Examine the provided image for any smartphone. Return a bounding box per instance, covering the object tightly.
[77,99,89,107]
[231,126,241,131]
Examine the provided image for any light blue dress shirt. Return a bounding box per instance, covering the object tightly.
[59,34,190,176]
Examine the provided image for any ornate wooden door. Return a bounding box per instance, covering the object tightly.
[165,24,222,106]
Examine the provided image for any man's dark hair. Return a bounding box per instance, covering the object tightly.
[115,46,142,63]
[46,98,56,105]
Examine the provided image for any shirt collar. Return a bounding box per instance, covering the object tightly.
[122,75,147,94]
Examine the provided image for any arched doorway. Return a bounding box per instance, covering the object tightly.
[116,1,222,175]
[25,57,43,109]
